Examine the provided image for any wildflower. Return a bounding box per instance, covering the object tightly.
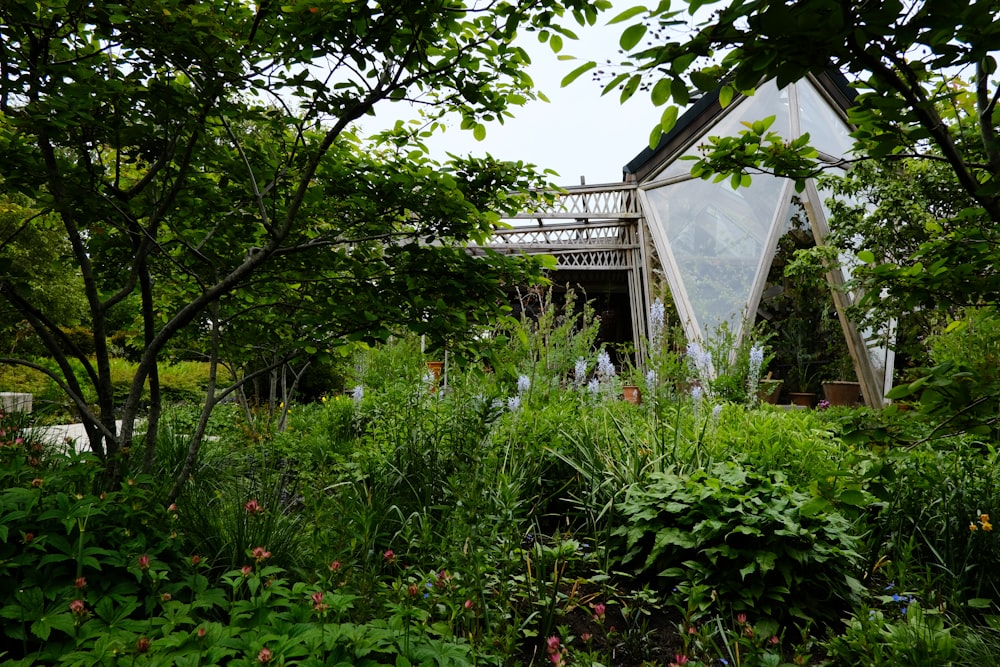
[575,357,588,383]
[691,385,704,403]
[136,637,151,653]
[464,599,474,610]
[329,560,342,572]
[597,350,616,381]
[982,513,993,531]
[581,632,592,642]
[592,602,606,621]
[587,378,600,395]
[686,340,712,380]
[258,647,272,663]
[70,599,86,616]
[545,636,566,667]
[770,635,780,645]
[74,577,87,589]
[351,385,364,403]
[241,565,253,576]
[645,368,657,386]
[191,554,202,566]
[138,554,150,570]
[517,374,531,394]
[167,503,178,512]
[251,547,271,561]
[197,627,207,638]
[383,549,395,562]
[161,592,172,602]
[312,591,328,611]
[507,395,521,412]
[649,298,666,344]
[23,532,34,543]
[31,477,43,488]
[970,522,978,532]
[670,655,690,666]
[711,404,722,421]
[408,583,420,597]
[817,399,831,410]
[244,499,263,515]
[737,613,747,625]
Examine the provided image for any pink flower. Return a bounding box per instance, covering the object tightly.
[383,549,395,562]
[244,499,263,515]
[138,554,150,570]
[70,599,86,616]
[770,635,780,645]
[258,646,271,663]
[311,591,328,611]
[241,565,253,576]
[251,546,271,561]
[581,632,592,642]
[592,602,606,621]
[167,503,178,512]
[191,554,202,566]
[670,655,689,667]
[329,560,341,572]
[74,577,87,589]
[546,636,561,652]
[408,583,420,597]
[737,613,747,625]
[464,599,474,610]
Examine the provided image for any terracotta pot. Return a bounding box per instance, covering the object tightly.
[622,385,642,405]
[757,381,782,404]
[788,392,817,408]
[425,361,444,380]
[822,381,862,406]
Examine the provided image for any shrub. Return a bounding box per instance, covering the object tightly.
[611,460,862,625]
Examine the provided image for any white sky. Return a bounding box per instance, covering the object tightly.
[360,16,662,187]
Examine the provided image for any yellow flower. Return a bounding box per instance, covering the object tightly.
[970,522,979,532]
[981,513,991,523]
[983,519,993,532]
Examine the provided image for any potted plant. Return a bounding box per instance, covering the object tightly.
[822,354,862,406]
[784,320,821,407]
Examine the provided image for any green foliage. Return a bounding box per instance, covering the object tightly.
[887,307,1000,438]
[825,603,958,667]
[612,461,862,625]
[0,0,596,487]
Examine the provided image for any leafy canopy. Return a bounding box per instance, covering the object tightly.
[0,0,603,488]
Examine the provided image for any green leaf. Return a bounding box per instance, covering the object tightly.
[660,106,679,135]
[857,250,876,263]
[798,497,831,517]
[549,35,563,53]
[561,61,596,87]
[719,84,734,108]
[607,6,648,25]
[620,24,648,51]
[651,79,672,106]
[473,124,486,141]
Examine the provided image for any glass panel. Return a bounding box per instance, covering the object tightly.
[813,181,895,395]
[645,172,785,335]
[647,80,793,184]
[796,79,855,158]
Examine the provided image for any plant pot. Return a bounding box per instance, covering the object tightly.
[788,392,817,408]
[425,361,444,380]
[822,381,862,407]
[757,380,782,404]
[622,385,642,405]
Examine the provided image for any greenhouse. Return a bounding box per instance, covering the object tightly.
[492,71,894,407]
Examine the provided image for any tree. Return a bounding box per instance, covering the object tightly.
[578,1,999,220]
[0,0,602,493]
